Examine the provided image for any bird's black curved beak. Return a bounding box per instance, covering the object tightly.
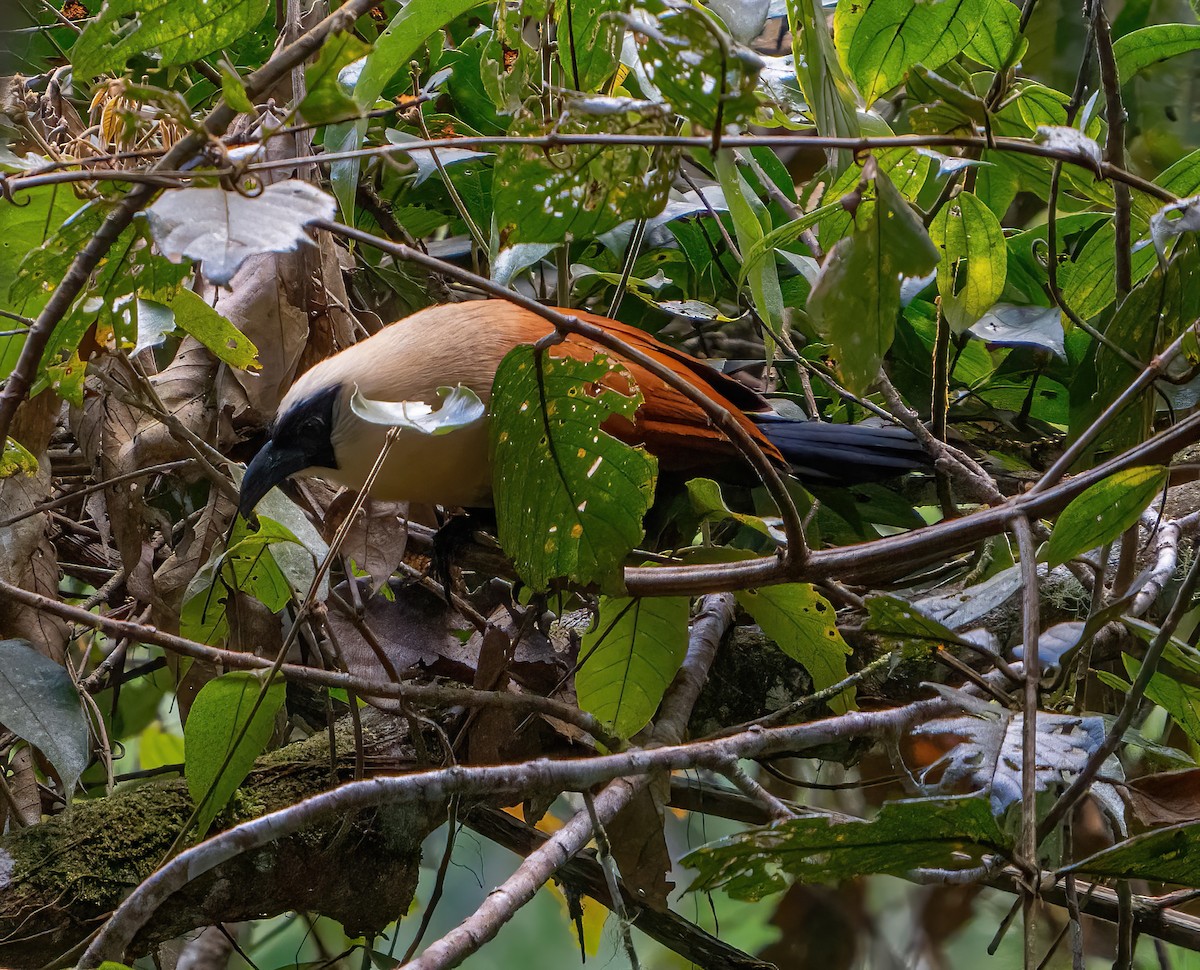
[239,440,311,519]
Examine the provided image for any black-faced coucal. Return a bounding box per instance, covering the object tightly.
[238,301,928,519]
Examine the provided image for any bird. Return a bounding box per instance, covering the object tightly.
[238,301,929,520]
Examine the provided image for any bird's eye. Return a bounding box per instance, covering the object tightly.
[300,416,324,436]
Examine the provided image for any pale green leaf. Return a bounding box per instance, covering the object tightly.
[1113,24,1200,81]
[736,584,855,714]
[185,671,284,835]
[576,596,689,738]
[1045,466,1168,569]
[929,191,1007,333]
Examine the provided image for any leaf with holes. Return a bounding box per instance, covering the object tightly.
[808,164,939,394]
[915,700,1126,831]
[0,639,90,794]
[493,106,676,245]
[153,288,260,370]
[72,0,268,80]
[736,582,854,713]
[633,4,762,130]
[557,0,628,91]
[489,348,658,590]
[576,596,689,739]
[185,670,285,836]
[1045,466,1168,569]
[683,796,1005,900]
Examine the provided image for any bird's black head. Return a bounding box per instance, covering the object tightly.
[239,384,340,519]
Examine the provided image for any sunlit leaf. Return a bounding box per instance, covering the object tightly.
[72,0,268,80]
[634,5,762,130]
[493,105,676,245]
[968,304,1064,358]
[834,0,988,103]
[146,181,336,286]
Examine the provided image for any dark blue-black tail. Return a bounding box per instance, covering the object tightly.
[752,415,932,485]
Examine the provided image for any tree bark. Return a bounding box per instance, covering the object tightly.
[0,710,439,969]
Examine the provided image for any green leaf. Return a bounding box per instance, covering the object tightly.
[963,0,1025,70]
[1044,466,1168,569]
[576,596,689,739]
[493,105,675,245]
[636,5,762,130]
[139,721,185,772]
[1069,818,1200,886]
[13,203,191,382]
[716,150,785,343]
[808,165,939,395]
[1124,654,1200,749]
[687,478,779,540]
[0,639,91,794]
[1113,24,1200,81]
[684,796,1005,899]
[1078,241,1200,459]
[0,187,85,380]
[866,594,968,647]
[817,148,931,251]
[72,0,269,80]
[737,202,839,292]
[556,0,628,91]
[834,0,988,103]
[787,0,860,174]
[736,584,854,714]
[0,437,39,479]
[929,191,1007,333]
[185,670,284,836]
[1059,222,1159,320]
[354,0,486,107]
[180,516,306,644]
[164,288,260,369]
[489,348,658,590]
[300,32,371,125]
[220,66,255,114]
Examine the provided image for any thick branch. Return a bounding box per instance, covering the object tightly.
[0,713,431,969]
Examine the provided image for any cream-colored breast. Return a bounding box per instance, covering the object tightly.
[284,303,549,507]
